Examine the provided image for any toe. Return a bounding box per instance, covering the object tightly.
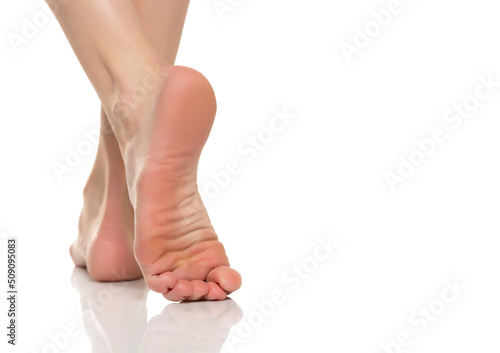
[163,279,193,301]
[206,266,242,294]
[147,272,178,294]
[203,282,227,301]
[184,280,209,301]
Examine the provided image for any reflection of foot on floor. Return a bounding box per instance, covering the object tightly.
[71,267,148,353]
[141,299,243,353]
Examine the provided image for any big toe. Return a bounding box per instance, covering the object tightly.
[207,266,242,294]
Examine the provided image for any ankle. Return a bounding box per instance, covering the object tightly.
[107,61,171,137]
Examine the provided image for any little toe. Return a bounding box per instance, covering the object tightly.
[206,266,242,294]
[147,271,178,294]
[163,279,193,301]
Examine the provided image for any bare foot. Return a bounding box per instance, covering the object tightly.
[111,64,242,301]
[70,111,142,281]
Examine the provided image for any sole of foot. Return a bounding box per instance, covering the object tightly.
[115,64,242,301]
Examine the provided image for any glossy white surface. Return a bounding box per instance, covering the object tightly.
[1,0,500,352]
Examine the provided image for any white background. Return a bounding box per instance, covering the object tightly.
[1,0,500,352]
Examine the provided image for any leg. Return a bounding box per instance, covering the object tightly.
[71,0,191,281]
[51,0,241,301]
[132,0,190,65]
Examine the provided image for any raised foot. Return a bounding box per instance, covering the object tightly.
[122,65,242,301]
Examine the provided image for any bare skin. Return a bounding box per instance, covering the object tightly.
[70,0,191,283]
[70,108,139,281]
[56,0,241,301]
